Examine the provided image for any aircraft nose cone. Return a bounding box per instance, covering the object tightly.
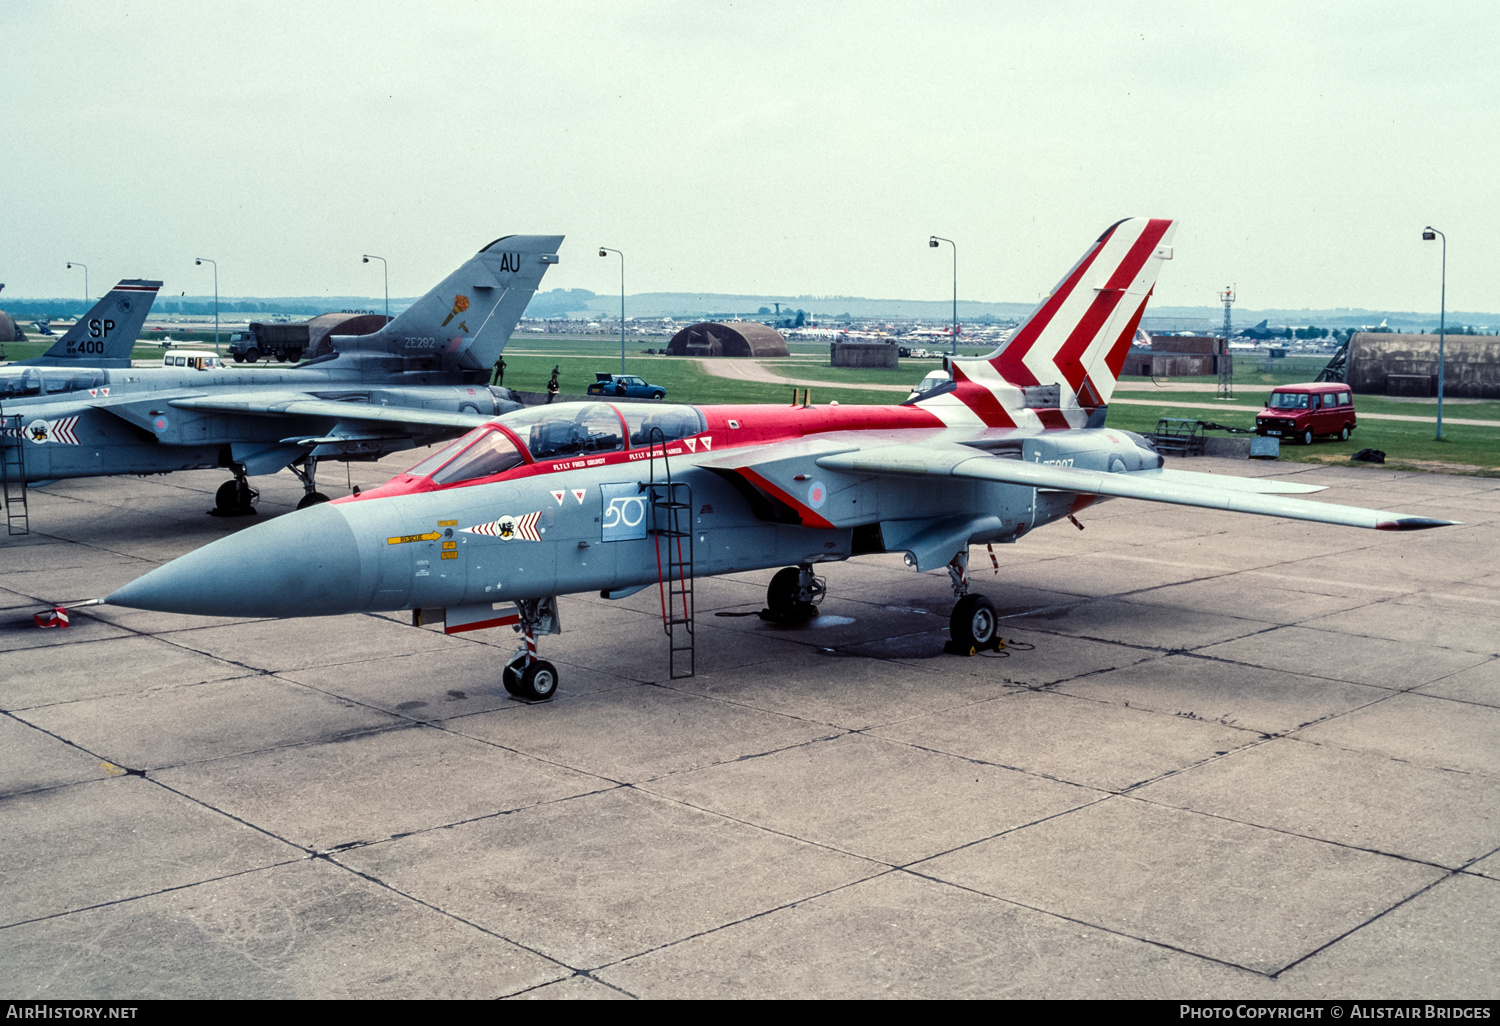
[107,502,364,618]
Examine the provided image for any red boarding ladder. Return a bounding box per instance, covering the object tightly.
[646,428,694,679]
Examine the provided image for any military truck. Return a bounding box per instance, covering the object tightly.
[229,321,310,363]
[229,312,391,364]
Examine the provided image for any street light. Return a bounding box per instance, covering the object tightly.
[1422,227,1446,440]
[362,255,389,323]
[66,261,88,306]
[599,247,625,374]
[195,257,220,357]
[929,236,957,357]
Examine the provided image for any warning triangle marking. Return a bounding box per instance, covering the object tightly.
[550,490,565,505]
[700,436,712,449]
[572,488,587,504]
[683,438,697,452]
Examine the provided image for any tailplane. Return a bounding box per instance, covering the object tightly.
[335,235,563,373]
[922,218,1174,429]
[23,280,163,368]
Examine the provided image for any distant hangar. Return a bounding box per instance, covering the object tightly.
[666,321,789,358]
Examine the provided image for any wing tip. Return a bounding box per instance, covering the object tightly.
[1375,517,1462,531]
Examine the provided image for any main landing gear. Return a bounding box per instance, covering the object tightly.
[209,464,258,517]
[945,550,998,654]
[763,563,825,623]
[289,456,330,510]
[502,597,561,701]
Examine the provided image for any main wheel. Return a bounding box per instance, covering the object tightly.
[502,663,523,696]
[214,479,251,513]
[950,594,998,651]
[297,491,330,510]
[518,660,558,701]
[766,566,816,622]
[1301,428,1314,446]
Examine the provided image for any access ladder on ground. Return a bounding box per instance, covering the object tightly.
[646,428,694,679]
[0,409,29,535]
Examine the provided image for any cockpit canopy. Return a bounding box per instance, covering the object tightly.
[399,402,705,488]
[0,368,107,400]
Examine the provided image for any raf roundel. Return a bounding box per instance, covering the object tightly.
[807,480,828,509]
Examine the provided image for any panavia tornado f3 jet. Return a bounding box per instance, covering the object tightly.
[102,218,1457,699]
[1,236,561,518]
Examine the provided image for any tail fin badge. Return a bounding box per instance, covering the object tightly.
[441,295,471,328]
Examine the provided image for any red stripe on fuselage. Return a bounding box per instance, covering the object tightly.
[949,365,1016,428]
[337,401,949,503]
[734,467,837,529]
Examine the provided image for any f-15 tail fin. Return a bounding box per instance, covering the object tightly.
[346,235,563,372]
[923,218,1174,429]
[24,280,163,368]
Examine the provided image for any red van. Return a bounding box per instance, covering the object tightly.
[1255,382,1357,445]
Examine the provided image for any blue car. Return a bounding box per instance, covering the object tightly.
[587,373,665,400]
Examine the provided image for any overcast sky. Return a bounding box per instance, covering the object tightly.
[3,1,1495,314]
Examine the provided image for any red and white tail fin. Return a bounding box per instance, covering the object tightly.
[918,217,1175,430]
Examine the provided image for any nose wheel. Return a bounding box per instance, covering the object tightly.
[501,597,562,701]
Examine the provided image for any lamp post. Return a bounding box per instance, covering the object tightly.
[599,247,625,374]
[66,261,88,306]
[362,254,389,323]
[195,257,219,356]
[929,236,957,357]
[1421,227,1446,440]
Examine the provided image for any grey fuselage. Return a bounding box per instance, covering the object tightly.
[105,403,1160,620]
[2,356,511,482]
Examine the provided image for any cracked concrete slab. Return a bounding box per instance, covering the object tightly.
[916,796,1446,975]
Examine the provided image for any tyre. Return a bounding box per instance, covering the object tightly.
[1301,429,1314,446]
[651,391,664,400]
[502,663,523,696]
[950,594,998,651]
[288,349,302,363]
[232,353,245,364]
[274,349,288,363]
[766,566,804,621]
[244,347,260,363]
[296,492,330,510]
[518,660,558,700]
[1339,424,1351,441]
[215,479,250,513]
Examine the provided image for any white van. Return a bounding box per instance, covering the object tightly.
[162,351,223,370]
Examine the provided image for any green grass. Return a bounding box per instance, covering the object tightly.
[1102,402,1500,473]
[497,354,896,407]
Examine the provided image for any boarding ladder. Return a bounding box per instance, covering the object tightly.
[1,408,29,535]
[1315,339,1350,383]
[646,428,694,679]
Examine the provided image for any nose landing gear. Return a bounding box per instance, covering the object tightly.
[289,456,330,510]
[501,597,561,701]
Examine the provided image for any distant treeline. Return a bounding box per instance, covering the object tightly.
[1,298,336,319]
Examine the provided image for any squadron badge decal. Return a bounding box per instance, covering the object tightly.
[463,511,542,541]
